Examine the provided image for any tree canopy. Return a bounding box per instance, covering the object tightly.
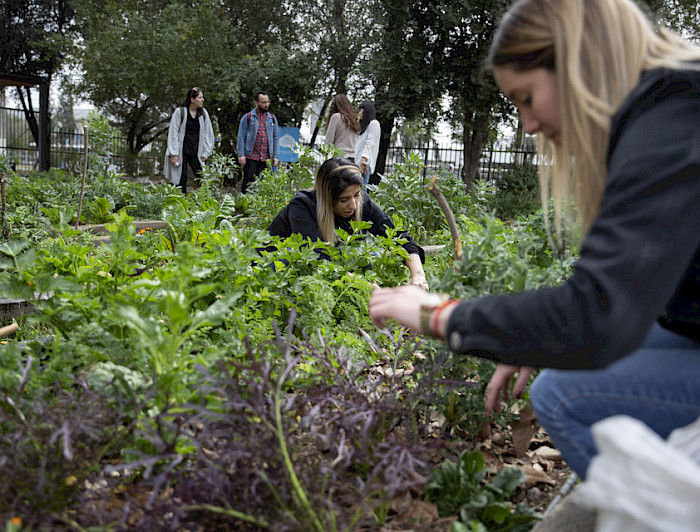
[6,0,700,179]
[1,0,76,146]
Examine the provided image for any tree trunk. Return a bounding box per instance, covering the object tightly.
[461,108,488,191]
[309,93,333,148]
[373,114,395,184]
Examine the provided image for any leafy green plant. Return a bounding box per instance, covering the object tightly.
[487,162,541,220]
[116,241,243,410]
[370,153,474,244]
[198,152,239,196]
[425,449,541,531]
[84,196,116,224]
[435,212,573,299]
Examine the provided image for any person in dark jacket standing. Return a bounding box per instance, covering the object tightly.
[268,157,428,289]
[237,91,280,193]
[369,0,700,479]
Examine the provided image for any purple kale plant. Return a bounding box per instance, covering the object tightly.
[0,355,134,529]
[115,314,449,531]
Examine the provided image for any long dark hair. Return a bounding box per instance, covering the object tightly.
[314,157,363,242]
[328,94,359,133]
[358,101,376,134]
[180,87,203,117]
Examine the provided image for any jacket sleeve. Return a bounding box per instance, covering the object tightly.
[237,114,248,156]
[202,109,215,158]
[446,76,700,369]
[272,116,280,159]
[325,114,339,146]
[360,120,381,167]
[364,198,424,262]
[166,109,182,156]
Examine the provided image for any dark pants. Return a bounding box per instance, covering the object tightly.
[241,159,268,194]
[180,153,203,194]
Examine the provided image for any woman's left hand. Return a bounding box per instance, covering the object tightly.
[485,364,534,416]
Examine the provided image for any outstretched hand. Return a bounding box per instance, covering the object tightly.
[369,284,431,331]
[485,363,534,416]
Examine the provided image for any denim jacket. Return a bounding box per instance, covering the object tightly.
[237,109,280,159]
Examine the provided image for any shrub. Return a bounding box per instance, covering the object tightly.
[487,162,541,220]
[370,153,474,245]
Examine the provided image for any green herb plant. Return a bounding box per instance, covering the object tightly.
[425,449,542,531]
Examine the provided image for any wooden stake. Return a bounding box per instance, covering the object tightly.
[0,322,19,338]
[75,125,89,230]
[1,172,7,239]
[428,175,463,261]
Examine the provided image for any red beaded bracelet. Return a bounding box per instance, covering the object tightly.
[431,299,459,340]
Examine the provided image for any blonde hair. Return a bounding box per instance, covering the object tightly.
[314,158,364,243]
[487,0,700,233]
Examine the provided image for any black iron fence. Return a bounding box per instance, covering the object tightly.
[0,106,165,175]
[383,141,537,181]
[1,106,535,180]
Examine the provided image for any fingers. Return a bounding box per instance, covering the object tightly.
[368,284,425,329]
[485,385,503,417]
[513,367,534,400]
[485,364,518,417]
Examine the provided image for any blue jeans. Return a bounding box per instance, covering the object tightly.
[530,322,700,479]
[361,168,370,186]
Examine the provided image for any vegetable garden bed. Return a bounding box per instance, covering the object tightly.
[0,148,576,531]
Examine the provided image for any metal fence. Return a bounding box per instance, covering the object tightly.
[0,106,165,175]
[384,141,537,181]
[1,105,535,180]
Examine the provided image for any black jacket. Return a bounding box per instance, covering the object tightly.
[267,189,425,262]
[447,68,700,369]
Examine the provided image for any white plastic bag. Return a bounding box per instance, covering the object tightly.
[572,415,700,532]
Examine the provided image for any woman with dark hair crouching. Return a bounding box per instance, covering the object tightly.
[267,157,428,289]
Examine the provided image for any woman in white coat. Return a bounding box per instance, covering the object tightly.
[164,87,215,194]
[354,101,381,186]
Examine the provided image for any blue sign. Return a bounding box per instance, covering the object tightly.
[278,127,300,163]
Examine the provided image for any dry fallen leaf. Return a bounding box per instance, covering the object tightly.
[532,445,562,461]
[370,361,414,378]
[521,464,557,487]
[395,498,440,525]
[511,404,538,457]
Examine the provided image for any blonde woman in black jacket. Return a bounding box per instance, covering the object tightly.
[369,0,700,479]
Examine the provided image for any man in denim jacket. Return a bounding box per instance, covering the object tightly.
[237,91,280,193]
